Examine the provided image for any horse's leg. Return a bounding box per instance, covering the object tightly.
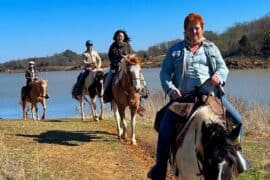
[118,106,127,140]
[31,104,35,120]
[112,100,123,139]
[99,96,104,120]
[41,99,46,120]
[22,100,27,120]
[80,95,85,120]
[35,104,39,120]
[90,97,99,121]
[130,108,137,145]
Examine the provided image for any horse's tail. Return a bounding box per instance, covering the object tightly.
[21,86,27,101]
[71,82,80,101]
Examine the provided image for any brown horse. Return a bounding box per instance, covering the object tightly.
[21,80,48,120]
[111,55,143,145]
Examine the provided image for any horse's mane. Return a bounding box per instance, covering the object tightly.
[117,55,142,81]
[127,55,141,64]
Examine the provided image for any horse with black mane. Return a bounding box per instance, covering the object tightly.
[72,69,105,121]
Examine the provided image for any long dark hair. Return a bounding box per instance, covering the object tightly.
[113,29,131,43]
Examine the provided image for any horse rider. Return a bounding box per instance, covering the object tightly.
[148,13,244,179]
[74,40,102,96]
[23,61,49,100]
[104,29,148,116]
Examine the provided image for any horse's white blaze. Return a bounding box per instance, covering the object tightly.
[129,64,141,91]
[218,160,226,180]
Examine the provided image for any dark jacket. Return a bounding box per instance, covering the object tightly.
[108,42,133,70]
[25,68,38,85]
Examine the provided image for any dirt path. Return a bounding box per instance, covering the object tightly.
[0,119,159,179]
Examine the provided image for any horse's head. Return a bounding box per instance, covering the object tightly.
[122,54,142,93]
[38,80,48,98]
[200,120,240,180]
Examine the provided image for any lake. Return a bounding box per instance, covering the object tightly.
[0,68,269,119]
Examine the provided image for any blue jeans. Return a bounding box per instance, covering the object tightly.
[220,96,243,143]
[104,70,113,92]
[149,110,177,180]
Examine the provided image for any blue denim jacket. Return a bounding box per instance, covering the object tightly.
[160,40,229,96]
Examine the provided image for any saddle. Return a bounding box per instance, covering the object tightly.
[154,95,226,132]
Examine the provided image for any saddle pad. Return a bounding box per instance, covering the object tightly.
[202,95,225,115]
[168,102,195,119]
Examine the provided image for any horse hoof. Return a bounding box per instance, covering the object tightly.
[94,117,99,121]
[131,141,137,145]
[121,134,127,140]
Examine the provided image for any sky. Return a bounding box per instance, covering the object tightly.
[0,0,269,63]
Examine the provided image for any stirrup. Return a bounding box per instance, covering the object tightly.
[236,151,252,173]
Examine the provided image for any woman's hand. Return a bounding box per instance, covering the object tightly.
[170,90,182,100]
[210,74,221,86]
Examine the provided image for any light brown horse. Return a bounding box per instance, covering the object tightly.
[21,80,48,120]
[112,55,143,145]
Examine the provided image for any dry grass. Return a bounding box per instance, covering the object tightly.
[0,91,269,179]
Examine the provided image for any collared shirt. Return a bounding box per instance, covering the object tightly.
[82,50,102,68]
[160,40,229,96]
[182,45,211,92]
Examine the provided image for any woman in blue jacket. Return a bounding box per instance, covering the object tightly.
[148,12,243,180]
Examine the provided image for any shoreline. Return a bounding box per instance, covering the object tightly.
[0,56,269,74]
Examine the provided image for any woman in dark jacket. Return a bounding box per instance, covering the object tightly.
[104,30,133,99]
[104,30,147,116]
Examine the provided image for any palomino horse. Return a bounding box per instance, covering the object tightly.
[173,105,240,180]
[72,69,105,121]
[21,80,48,120]
[111,55,143,145]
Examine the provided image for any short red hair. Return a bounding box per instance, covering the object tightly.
[184,13,204,30]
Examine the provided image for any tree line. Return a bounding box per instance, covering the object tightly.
[1,13,270,72]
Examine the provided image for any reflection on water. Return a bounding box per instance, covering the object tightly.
[0,68,269,119]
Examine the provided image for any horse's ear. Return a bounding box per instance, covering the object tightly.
[229,124,241,140]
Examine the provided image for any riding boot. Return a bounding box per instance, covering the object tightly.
[104,71,114,103]
[148,110,176,180]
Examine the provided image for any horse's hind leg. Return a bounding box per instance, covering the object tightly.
[130,108,137,145]
[31,104,35,120]
[35,106,39,120]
